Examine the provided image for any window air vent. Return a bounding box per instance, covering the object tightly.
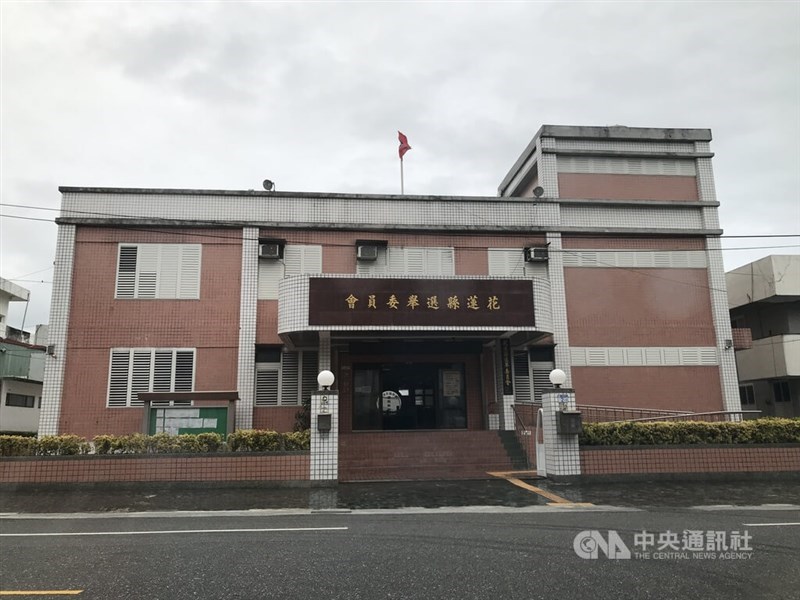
[524,247,549,262]
[259,243,282,259]
[357,245,379,261]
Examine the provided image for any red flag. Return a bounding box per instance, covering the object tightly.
[398,131,411,159]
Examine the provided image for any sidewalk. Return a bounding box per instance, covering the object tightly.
[2,478,799,513]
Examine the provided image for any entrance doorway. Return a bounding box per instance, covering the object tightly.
[352,363,466,430]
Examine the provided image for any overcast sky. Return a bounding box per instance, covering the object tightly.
[1,1,799,332]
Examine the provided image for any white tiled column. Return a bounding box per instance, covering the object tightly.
[546,232,572,387]
[502,395,515,431]
[541,388,581,477]
[235,227,258,430]
[39,224,76,436]
[696,148,741,414]
[310,390,338,481]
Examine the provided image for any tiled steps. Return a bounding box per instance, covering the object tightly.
[339,430,533,482]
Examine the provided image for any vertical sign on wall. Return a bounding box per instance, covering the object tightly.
[501,339,513,395]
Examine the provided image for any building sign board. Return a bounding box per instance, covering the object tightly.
[308,278,535,327]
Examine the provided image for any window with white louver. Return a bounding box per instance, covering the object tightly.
[107,348,196,407]
[115,244,201,299]
[258,245,322,300]
[254,350,319,407]
[357,247,455,276]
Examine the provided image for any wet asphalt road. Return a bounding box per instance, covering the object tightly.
[1,478,800,513]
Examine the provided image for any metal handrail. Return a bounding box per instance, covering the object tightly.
[605,410,762,423]
[510,403,528,434]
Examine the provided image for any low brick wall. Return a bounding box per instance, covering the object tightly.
[0,452,310,484]
[580,444,800,476]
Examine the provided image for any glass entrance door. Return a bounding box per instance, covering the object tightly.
[352,363,466,430]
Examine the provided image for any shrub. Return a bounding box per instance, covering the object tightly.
[36,435,90,456]
[579,418,800,446]
[0,435,38,456]
[227,429,311,452]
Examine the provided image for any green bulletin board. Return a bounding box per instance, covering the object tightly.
[148,407,228,436]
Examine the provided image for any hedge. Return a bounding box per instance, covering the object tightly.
[580,418,800,446]
[0,430,311,457]
[227,429,310,452]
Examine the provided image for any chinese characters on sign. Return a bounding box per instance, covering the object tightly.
[500,339,513,395]
[343,293,501,312]
[308,278,535,328]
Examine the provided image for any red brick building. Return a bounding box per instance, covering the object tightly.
[39,125,741,479]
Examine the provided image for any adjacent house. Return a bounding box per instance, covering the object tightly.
[0,279,45,434]
[727,255,800,418]
[39,125,742,479]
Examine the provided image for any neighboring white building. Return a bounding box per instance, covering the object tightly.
[0,278,45,434]
[727,255,800,418]
[0,277,29,339]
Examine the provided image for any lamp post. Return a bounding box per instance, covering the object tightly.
[317,370,335,415]
[548,368,567,388]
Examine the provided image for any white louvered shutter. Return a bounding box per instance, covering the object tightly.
[152,351,173,392]
[531,361,555,403]
[513,352,533,404]
[116,246,138,298]
[178,245,201,298]
[301,351,319,407]
[130,350,153,406]
[255,367,280,406]
[174,351,194,391]
[280,352,300,405]
[108,351,131,407]
[136,246,159,299]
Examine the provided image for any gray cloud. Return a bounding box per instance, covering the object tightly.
[1,1,798,331]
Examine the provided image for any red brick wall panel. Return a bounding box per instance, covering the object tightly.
[580,446,800,475]
[565,268,715,346]
[558,173,699,201]
[61,228,242,437]
[572,366,723,413]
[252,407,298,432]
[0,454,311,483]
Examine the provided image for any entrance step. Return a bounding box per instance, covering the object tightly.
[339,431,536,482]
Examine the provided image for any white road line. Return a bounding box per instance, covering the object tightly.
[742,522,800,527]
[0,526,348,537]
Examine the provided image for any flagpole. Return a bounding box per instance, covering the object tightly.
[400,158,404,195]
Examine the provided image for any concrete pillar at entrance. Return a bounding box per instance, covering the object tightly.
[502,395,515,431]
[310,390,338,481]
[541,388,581,477]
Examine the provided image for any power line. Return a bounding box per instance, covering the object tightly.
[0,215,800,253]
[2,202,798,241]
[1,213,798,254]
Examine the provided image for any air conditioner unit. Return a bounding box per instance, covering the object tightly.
[357,245,379,261]
[524,247,549,262]
[259,243,281,259]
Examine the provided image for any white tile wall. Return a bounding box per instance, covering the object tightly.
[554,140,695,153]
[310,391,338,480]
[39,225,76,436]
[546,233,572,387]
[694,156,741,413]
[236,228,259,430]
[541,389,581,476]
[62,192,557,231]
